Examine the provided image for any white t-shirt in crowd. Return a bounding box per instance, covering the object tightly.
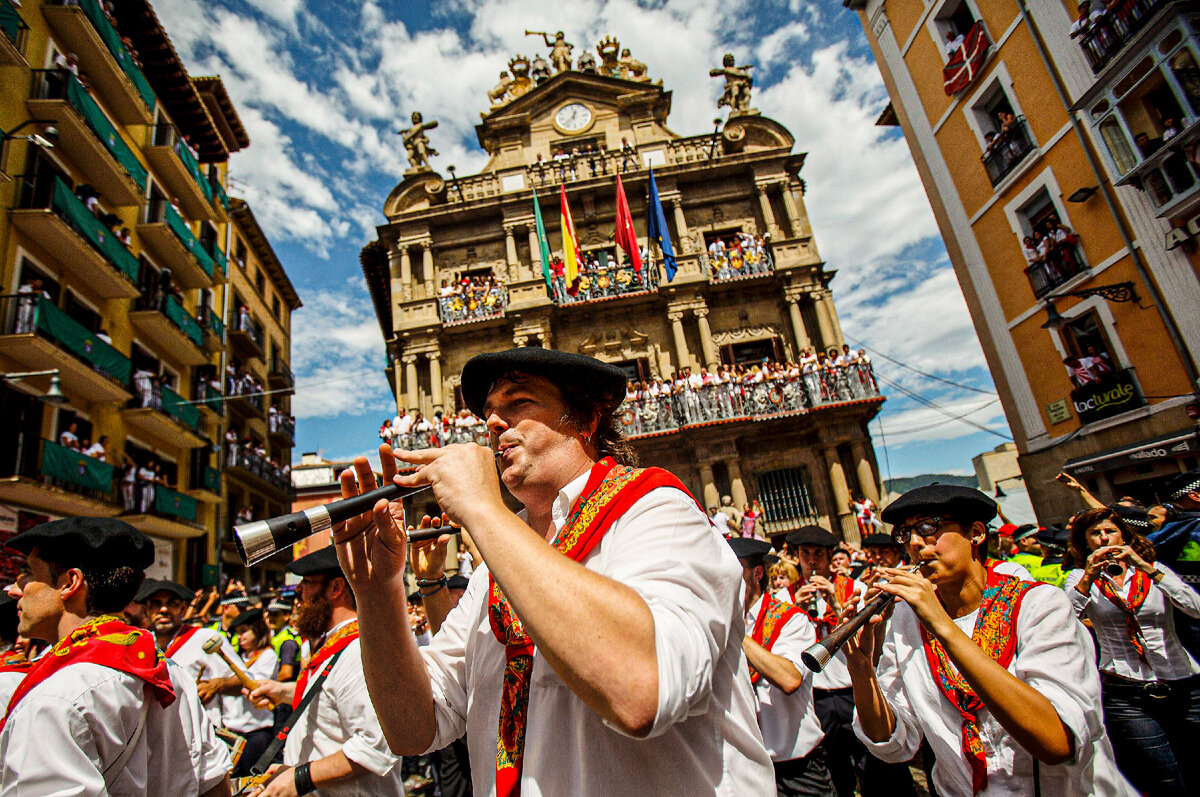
[745,597,825,762]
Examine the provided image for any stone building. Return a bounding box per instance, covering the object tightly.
[362,37,885,542]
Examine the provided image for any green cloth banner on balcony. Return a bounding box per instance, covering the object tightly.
[204,306,225,341]
[172,137,212,203]
[164,294,202,346]
[211,178,230,212]
[162,203,215,279]
[77,0,155,112]
[202,465,220,493]
[63,74,148,190]
[41,439,114,494]
[50,177,140,283]
[155,486,197,522]
[209,243,228,275]
[33,296,131,385]
[0,0,22,44]
[161,385,200,431]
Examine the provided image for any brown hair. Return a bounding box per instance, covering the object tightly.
[1066,506,1156,570]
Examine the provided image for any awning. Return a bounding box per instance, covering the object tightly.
[1063,429,1200,477]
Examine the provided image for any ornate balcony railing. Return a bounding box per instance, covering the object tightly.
[225,445,293,495]
[1025,242,1087,298]
[552,263,659,306]
[438,285,507,325]
[1077,0,1168,73]
[1,293,131,385]
[982,118,1036,186]
[700,243,774,282]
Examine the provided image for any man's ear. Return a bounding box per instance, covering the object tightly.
[58,568,87,602]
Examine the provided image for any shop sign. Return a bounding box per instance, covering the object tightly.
[146,537,176,581]
[1069,433,1199,476]
[1070,368,1145,424]
[1046,398,1073,425]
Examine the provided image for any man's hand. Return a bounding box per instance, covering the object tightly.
[873,567,953,639]
[248,679,293,710]
[392,443,504,530]
[333,445,410,595]
[409,513,453,582]
[196,678,221,704]
[247,765,295,797]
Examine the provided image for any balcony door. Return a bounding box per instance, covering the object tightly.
[0,382,43,480]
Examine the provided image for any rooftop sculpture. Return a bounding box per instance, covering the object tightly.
[486,34,655,110]
[398,111,439,173]
[710,53,755,115]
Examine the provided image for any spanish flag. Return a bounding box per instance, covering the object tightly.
[559,184,582,296]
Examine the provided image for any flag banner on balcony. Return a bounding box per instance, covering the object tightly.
[155,487,197,523]
[646,167,677,282]
[943,21,989,96]
[532,187,554,298]
[33,298,132,385]
[0,1,20,44]
[559,184,582,296]
[41,440,114,494]
[161,386,200,430]
[614,175,643,274]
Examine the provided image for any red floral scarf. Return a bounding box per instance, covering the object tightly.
[1095,569,1152,664]
[748,591,803,684]
[0,614,174,731]
[487,457,699,797]
[920,571,1038,794]
[292,620,358,709]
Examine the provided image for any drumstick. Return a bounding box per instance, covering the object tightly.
[201,636,276,709]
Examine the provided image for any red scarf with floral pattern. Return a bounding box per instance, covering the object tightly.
[748,591,804,684]
[1096,569,1152,664]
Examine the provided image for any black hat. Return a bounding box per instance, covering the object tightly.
[1167,468,1200,501]
[785,526,838,548]
[861,533,898,548]
[1035,525,1068,549]
[287,545,344,578]
[5,516,154,571]
[1012,524,1039,542]
[1111,503,1152,533]
[880,484,997,527]
[727,537,773,561]
[135,578,193,603]
[460,348,627,417]
[447,574,470,591]
[219,591,251,608]
[228,608,264,632]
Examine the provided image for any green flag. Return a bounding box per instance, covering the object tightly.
[532,188,553,296]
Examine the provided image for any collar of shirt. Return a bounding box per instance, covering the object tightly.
[317,617,358,649]
[550,469,593,540]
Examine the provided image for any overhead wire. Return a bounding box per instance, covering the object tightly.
[845,338,997,396]
[874,372,1012,441]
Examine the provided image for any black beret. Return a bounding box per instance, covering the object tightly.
[727,537,773,560]
[6,516,154,571]
[447,574,470,591]
[135,578,193,603]
[228,608,264,632]
[861,533,898,548]
[879,484,997,527]
[287,545,344,578]
[1167,468,1200,501]
[785,526,838,548]
[460,347,627,418]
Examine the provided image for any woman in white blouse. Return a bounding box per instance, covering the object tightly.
[1064,506,1200,795]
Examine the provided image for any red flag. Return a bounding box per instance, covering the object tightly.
[559,184,583,296]
[613,175,643,273]
[943,22,989,96]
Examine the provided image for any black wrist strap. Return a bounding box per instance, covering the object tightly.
[293,762,316,795]
[250,648,347,776]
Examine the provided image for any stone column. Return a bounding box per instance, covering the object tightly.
[504,225,519,281]
[399,245,412,300]
[527,225,541,278]
[823,292,845,347]
[779,181,804,237]
[670,197,691,253]
[694,307,718,369]
[429,351,444,412]
[851,440,880,504]
[755,183,780,238]
[392,357,405,414]
[698,462,719,511]
[812,291,837,351]
[824,446,858,544]
[667,310,690,372]
[787,295,810,354]
[421,241,434,297]
[403,354,419,413]
[727,459,748,510]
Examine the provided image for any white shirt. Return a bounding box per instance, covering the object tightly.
[992,560,1034,581]
[745,597,825,761]
[82,443,106,459]
[285,629,404,796]
[221,647,278,733]
[58,430,78,448]
[0,671,23,710]
[805,576,866,691]
[1064,564,1200,681]
[420,474,775,796]
[853,586,1135,797]
[165,626,238,728]
[0,658,230,797]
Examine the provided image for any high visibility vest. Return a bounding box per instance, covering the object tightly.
[207,620,240,653]
[272,627,301,667]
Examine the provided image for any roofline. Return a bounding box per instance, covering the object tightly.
[229,199,303,310]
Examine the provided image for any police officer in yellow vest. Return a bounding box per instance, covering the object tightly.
[266,596,300,682]
[1008,524,1044,573]
[1028,526,1069,588]
[208,591,249,653]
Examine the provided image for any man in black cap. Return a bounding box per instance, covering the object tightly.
[842,484,1133,796]
[247,546,403,797]
[729,537,833,796]
[0,517,232,796]
[1028,526,1069,588]
[334,347,773,795]
[861,532,907,572]
[1148,468,1200,572]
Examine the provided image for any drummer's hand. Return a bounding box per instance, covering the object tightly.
[247,678,289,710]
[393,443,504,529]
[409,513,454,581]
[248,765,297,797]
[195,678,220,704]
[333,445,409,592]
[875,567,952,638]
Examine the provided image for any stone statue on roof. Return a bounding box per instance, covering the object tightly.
[577,49,598,74]
[619,48,649,82]
[528,30,573,72]
[711,53,754,115]
[488,71,513,106]
[531,54,552,84]
[398,111,439,172]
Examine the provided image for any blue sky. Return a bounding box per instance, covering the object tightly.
[155,0,1014,479]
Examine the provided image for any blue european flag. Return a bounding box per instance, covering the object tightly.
[646,167,677,282]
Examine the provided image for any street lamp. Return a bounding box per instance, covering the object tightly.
[709,117,723,159]
[447,164,464,201]
[1,119,59,176]
[2,369,67,405]
[1040,281,1140,329]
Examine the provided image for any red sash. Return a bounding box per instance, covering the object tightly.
[748,591,804,684]
[921,570,1038,794]
[1095,569,1152,663]
[808,573,856,639]
[488,457,699,797]
[0,615,174,731]
[164,625,200,658]
[293,620,358,709]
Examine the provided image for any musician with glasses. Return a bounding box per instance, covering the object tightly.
[1064,506,1200,795]
[842,485,1133,796]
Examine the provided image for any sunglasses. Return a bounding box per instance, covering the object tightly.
[891,516,956,546]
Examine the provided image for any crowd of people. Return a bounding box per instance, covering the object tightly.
[437,274,506,324]
[549,245,658,303]
[224,430,291,490]
[379,407,488,451]
[530,137,641,186]
[706,232,772,279]
[1020,218,1082,291]
[225,363,266,410]
[55,422,107,460]
[3,346,1198,797]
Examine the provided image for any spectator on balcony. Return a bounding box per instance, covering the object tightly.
[944,29,966,57]
[379,418,394,444]
[619,137,637,171]
[58,422,80,451]
[1069,1,1108,40]
[51,50,81,80]
[1163,118,1181,143]
[1134,131,1163,157]
[1022,234,1043,268]
[411,411,434,446]
[120,455,137,511]
[1082,345,1114,379]
[224,429,238,467]
[1065,356,1098,387]
[138,458,157,513]
[15,278,49,334]
[82,436,107,461]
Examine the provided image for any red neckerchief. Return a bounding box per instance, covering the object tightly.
[748,591,804,684]
[1095,569,1152,664]
[293,620,358,709]
[801,573,855,639]
[164,625,200,658]
[920,570,1038,794]
[487,457,701,797]
[1,615,174,731]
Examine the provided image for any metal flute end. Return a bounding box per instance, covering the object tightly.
[800,642,832,673]
[234,519,278,567]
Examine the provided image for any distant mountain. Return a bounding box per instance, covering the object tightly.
[884,473,978,495]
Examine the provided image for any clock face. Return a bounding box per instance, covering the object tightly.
[555,103,592,132]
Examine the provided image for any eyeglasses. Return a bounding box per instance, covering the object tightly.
[891,516,955,546]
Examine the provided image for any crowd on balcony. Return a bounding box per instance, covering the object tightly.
[379,408,487,450]
[119,454,176,514]
[438,274,505,324]
[549,247,657,303]
[224,430,291,489]
[1020,218,1083,289]
[531,137,640,185]
[131,368,174,410]
[225,364,265,408]
[267,404,295,439]
[56,423,107,460]
[705,233,770,279]
[1070,0,1163,69]
[1064,345,1116,388]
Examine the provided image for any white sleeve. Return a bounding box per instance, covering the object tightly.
[852,610,923,762]
[593,488,744,739]
[246,649,279,681]
[168,661,232,793]
[1062,569,1092,617]
[0,696,106,797]
[1155,564,1200,618]
[420,567,486,752]
[331,645,400,777]
[768,612,817,678]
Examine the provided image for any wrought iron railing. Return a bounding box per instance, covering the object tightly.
[268,411,296,443]
[700,243,774,282]
[982,118,1036,186]
[232,307,264,350]
[1024,242,1087,298]
[1077,0,1168,73]
[225,445,293,495]
[552,262,659,306]
[438,285,507,324]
